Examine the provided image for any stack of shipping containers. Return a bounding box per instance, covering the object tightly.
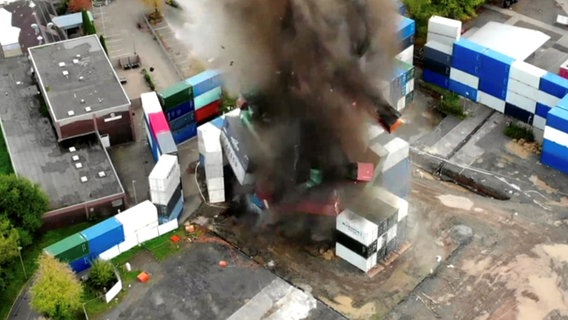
[336,186,409,273]
[80,217,125,262]
[149,154,184,223]
[186,70,223,125]
[158,82,196,145]
[114,200,159,253]
[542,98,568,174]
[197,122,226,203]
[220,110,256,186]
[44,233,90,273]
[141,92,178,162]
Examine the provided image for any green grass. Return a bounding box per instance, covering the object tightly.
[142,69,156,91]
[0,222,95,320]
[0,128,13,174]
[420,81,467,119]
[505,122,535,142]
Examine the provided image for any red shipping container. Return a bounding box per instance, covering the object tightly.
[148,112,171,136]
[196,100,221,123]
[560,67,568,79]
[357,162,375,181]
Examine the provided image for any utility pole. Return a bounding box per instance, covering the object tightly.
[132,180,138,204]
[17,246,27,279]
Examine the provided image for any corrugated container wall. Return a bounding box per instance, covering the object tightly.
[44,233,89,263]
[80,216,125,258]
[114,200,159,235]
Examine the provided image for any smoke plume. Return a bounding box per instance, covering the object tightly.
[172,0,400,205]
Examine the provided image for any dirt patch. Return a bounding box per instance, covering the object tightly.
[437,194,474,211]
[320,295,377,320]
[529,175,558,194]
[506,141,531,159]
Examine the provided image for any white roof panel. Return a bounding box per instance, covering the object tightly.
[466,21,550,61]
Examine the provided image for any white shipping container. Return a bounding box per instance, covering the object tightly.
[477,91,506,113]
[508,79,540,99]
[115,200,159,235]
[506,90,537,113]
[336,209,379,246]
[207,177,225,191]
[141,91,162,116]
[450,68,479,89]
[396,96,406,112]
[148,155,180,192]
[336,242,377,273]
[158,219,179,236]
[97,245,120,261]
[371,138,410,174]
[533,115,547,130]
[117,234,138,253]
[208,189,226,203]
[203,150,223,166]
[428,16,462,39]
[537,90,561,108]
[425,40,453,56]
[198,123,222,154]
[510,61,546,88]
[205,164,224,178]
[136,223,160,243]
[386,224,398,243]
[405,78,415,95]
[544,126,568,148]
[376,234,387,250]
[367,122,386,141]
[395,45,414,65]
[150,182,181,205]
[427,32,458,48]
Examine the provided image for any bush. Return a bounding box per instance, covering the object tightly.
[221,91,237,114]
[87,260,117,292]
[420,81,466,119]
[142,69,156,91]
[504,122,535,142]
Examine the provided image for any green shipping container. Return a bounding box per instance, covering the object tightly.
[43,233,89,263]
[159,81,193,109]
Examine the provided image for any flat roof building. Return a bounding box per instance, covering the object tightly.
[28,35,133,145]
[0,56,127,229]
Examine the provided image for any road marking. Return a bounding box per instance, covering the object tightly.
[226,278,317,320]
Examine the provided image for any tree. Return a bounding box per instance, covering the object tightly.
[0,217,19,266]
[30,254,83,320]
[140,0,163,19]
[81,9,97,35]
[87,259,116,291]
[403,0,485,40]
[99,35,109,56]
[68,0,92,13]
[0,175,49,247]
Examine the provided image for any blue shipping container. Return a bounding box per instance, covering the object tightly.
[165,100,194,121]
[80,217,124,258]
[536,103,551,118]
[423,59,451,77]
[541,141,568,174]
[557,94,568,110]
[451,56,480,76]
[186,70,223,97]
[539,72,568,98]
[250,193,266,210]
[169,113,195,131]
[194,86,222,110]
[479,48,514,73]
[449,79,478,101]
[172,122,197,145]
[69,256,91,273]
[167,193,185,222]
[423,69,450,89]
[546,106,568,130]
[423,46,452,66]
[210,115,226,130]
[400,36,414,52]
[478,79,508,100]
[397,16,416,40]
[505,103,534,124]
[453,39,486,62]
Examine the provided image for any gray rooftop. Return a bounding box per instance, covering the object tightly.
[0,56,124,210]
[28,35,129,121]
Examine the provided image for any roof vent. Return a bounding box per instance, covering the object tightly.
[75,162,83,169]
[98,98,103,103]
[79,76,84,81]
[58,62,66,67]
[68,146,76,152]
[76,54,81,59]
[67,110,75,116]
[72,155,79,161]
[62,70,69,77]
[80,99,86,104]
[80,176,88,182]
[72,59,79,64]
[98,171,106,178]
[85,106,92,112]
